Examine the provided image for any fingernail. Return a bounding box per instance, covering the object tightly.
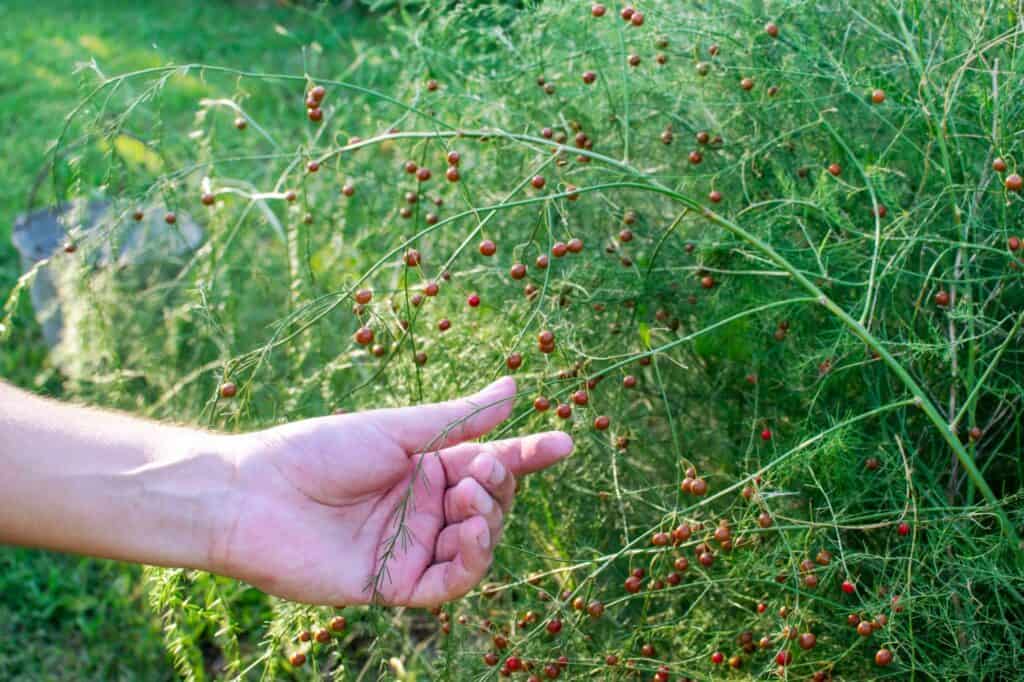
[543,432,575,458]
[477,526,491,550]
[475,490,494,515]
[489,460,507,486]
[479,376,514,396]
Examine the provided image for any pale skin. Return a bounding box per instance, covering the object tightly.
[0,376,573,606]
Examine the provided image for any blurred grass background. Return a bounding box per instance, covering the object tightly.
[0,2,384,678]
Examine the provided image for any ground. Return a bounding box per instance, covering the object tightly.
[0,3,379,678]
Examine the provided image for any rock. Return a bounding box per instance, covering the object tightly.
[11,198,203,347]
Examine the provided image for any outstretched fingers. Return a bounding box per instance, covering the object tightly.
[367,377,517,453]
[407,516,493,607]
[439,431,574,489]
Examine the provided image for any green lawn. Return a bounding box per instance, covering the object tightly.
[0,3,380,678]
[0,0,384,383]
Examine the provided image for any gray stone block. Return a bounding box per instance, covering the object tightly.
[11,199,204,347]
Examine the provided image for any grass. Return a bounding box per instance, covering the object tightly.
[0,0,385,385]
[0,2,386,678]
[5,0,1024,679]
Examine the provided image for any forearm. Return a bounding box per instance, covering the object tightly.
[0,382,235,571]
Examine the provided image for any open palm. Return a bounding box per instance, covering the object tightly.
[212,377,572,607]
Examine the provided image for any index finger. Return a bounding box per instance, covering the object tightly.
[436,431,574,485]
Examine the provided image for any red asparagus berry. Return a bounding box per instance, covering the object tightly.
[354,327,374,346]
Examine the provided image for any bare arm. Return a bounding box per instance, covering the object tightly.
[0,381,232,570]
[0,378,572,606]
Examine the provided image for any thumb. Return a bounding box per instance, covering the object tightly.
[366,377,517,453]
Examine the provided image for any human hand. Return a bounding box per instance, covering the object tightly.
[211,377,572,606]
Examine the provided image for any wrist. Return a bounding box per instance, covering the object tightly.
[133,427,241,573]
